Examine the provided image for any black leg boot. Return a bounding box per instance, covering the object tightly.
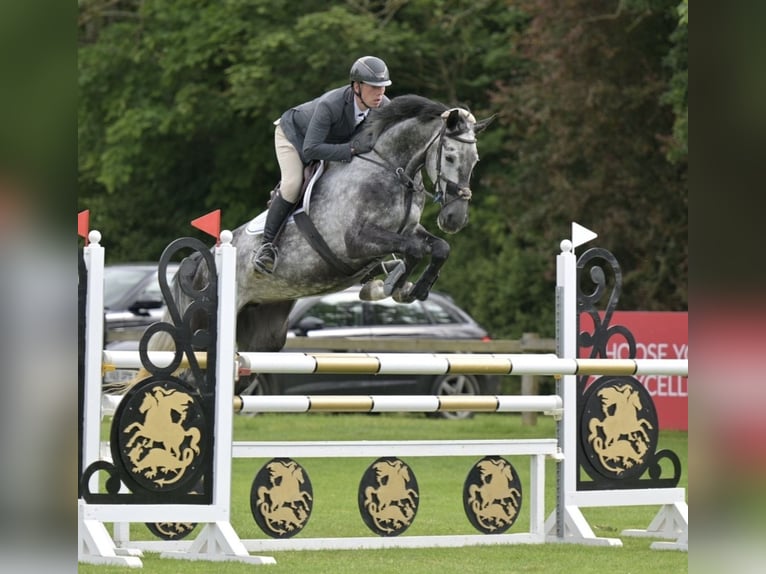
[252,194,295,275]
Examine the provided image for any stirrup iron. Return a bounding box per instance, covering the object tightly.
[253,242,279,275]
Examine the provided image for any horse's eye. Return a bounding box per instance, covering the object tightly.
[445,156,455,164]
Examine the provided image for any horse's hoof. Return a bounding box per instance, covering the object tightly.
[392,282,415,303]
[413,286,431,301]
[359,279,386,301]
[411,274,438,301]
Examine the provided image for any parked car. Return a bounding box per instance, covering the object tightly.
[103,262,180,349]
[236,286,499,419]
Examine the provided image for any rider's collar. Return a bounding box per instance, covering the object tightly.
[354,100,369,125]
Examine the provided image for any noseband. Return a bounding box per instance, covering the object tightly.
[427,122,476,207]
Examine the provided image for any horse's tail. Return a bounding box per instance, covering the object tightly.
[105,253,206,394]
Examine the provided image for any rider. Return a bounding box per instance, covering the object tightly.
[252,55,392,275]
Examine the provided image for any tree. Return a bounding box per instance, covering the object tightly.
[465,0,688,336]
[661,0,688,163]
[78,0,687,338]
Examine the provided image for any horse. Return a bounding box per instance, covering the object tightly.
[139,95,493,375]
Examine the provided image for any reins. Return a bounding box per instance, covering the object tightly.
[354,153,423,193]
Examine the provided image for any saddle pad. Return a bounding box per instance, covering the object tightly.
[244,161,325,235]
[302,160,324,215]
[244,210,269,235]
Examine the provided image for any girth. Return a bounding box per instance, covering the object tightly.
[292,210,356,276]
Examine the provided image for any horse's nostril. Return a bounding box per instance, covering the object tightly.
[438,205,470,234]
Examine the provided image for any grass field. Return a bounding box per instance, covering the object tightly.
[81,412,688,573]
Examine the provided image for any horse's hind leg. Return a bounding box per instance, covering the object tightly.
[236,301,297,352]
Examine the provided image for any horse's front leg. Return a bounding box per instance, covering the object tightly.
[402,229,450,302]
[344,223,428,296]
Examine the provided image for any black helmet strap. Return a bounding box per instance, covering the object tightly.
[353,83,375,111]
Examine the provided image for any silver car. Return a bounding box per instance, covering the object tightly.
[237,286,500,419]
[103,262,180,348]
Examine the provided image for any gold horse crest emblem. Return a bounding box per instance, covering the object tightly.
[115,382,204,491]
[463,456,522,533]
[251,458,314,538]
[358,457,419,536]
[583,378,658,478]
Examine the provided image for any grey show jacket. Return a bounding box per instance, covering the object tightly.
[278,85,390,164]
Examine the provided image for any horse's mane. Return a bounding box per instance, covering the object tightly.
[363,94,449,139]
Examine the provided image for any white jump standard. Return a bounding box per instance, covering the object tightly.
[78,221,688,567]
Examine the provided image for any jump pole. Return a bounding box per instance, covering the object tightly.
[103,349,687,377]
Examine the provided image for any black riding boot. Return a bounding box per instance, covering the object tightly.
[252,194,296,275]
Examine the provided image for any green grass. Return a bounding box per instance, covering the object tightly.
[82,413,688,573]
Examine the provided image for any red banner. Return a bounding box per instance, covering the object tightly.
[579,311,688,430]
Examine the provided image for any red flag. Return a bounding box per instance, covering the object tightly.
[78,210,90,245]
[191,209,221,244]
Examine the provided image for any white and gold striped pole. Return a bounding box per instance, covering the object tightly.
[234,352,687,377]
[103,350,687,378]
[232,394,564,415]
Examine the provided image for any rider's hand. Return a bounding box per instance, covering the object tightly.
[351,135,374,155]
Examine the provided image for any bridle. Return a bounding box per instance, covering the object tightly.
[355,114,477,209]
[427,121,476,207]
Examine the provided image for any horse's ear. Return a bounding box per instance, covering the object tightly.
[444,109,462,132]
[474,114,496,134]
[442,108,477,133]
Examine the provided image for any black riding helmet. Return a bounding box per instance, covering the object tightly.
[349,56,392,87]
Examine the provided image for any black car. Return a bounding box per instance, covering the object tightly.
[237,286,499,419]
[103,263,180,349]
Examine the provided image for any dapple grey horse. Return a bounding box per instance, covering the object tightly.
[159,95,493,356]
